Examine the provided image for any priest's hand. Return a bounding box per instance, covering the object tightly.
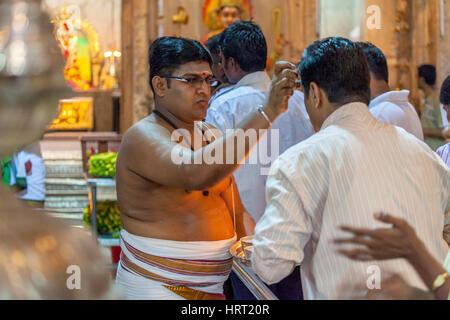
[264,61,298,118]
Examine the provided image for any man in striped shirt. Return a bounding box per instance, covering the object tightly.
[436,75,450,167]
[251,37,450,300]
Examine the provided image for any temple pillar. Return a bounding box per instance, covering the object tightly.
[286,0,318,64]
[120,0,158,133]
[364,0,409,93]
[411,0,441,107]
[438,0,450,86]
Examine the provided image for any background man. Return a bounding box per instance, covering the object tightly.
[205,34,234,99]
[358,42,423,140]
[1,142,46,207]
[206,21,314,300]
[115,36,297,300]
[251,37,450,300]
[418,64,446,150]
[436,75,450,167]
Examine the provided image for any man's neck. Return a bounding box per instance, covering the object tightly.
[371,80,391,100]
[230,70,253,84]
[153,104,196,131]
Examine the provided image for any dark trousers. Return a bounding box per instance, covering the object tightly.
[224,266,303,300]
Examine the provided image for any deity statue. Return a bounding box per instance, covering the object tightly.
[201,0,252,44]
[51,6,102,90]
[201,1,287,73]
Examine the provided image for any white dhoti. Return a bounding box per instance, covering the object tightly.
[116,229,236,300]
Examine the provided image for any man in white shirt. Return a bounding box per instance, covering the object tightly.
[252,37,450,300]
[358,42,423,140]
[10,142,46,202]
[418,64,446,150]
[206,21,314,300]
[206,21,314,225]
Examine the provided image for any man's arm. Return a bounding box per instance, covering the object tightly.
[251,157,314,284]
[123,61,299,191]
[423,127,446,139]
[335,213,450,300]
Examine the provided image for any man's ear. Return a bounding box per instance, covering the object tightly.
[309,82,322,109]
[227,56,238,72]
[152,76,168,97]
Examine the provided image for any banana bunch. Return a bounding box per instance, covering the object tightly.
[83,201,122,237]
[88,152,117,177]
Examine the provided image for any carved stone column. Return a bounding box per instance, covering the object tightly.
[363,1,446,109]
[287,0,318,64]
[438,0,450,86]
[394,0,413,92]
[365,0,398,86]
[120,0,158,133]
[365,1,419,107]
[411,0,441,107]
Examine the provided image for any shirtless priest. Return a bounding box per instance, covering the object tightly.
[115,36,297,300]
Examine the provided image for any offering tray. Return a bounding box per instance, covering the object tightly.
[230,240,252,267]
[229,239,278,300]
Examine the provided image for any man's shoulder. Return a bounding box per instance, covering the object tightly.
[393,126,443,158]
[278,129,334,162]
[371,100,401,112]
[124,117,151,137]
[123,117,171,147]
[270,132,334,182]
[381,98,418,114]
[370,100,408,122]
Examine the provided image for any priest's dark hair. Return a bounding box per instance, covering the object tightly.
[358,42,389,83]
[148,36,212,93]
[298,37,371,106]
[418,64,437,86]
[218,21,267,72]
[440,75,450,105]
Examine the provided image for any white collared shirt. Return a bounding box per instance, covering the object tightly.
[369,90,424,140]
[205,71,314,222]
[209,84,235,107]
[441,104,449,127]
[252,102,450,299]
[11,151,46,201]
